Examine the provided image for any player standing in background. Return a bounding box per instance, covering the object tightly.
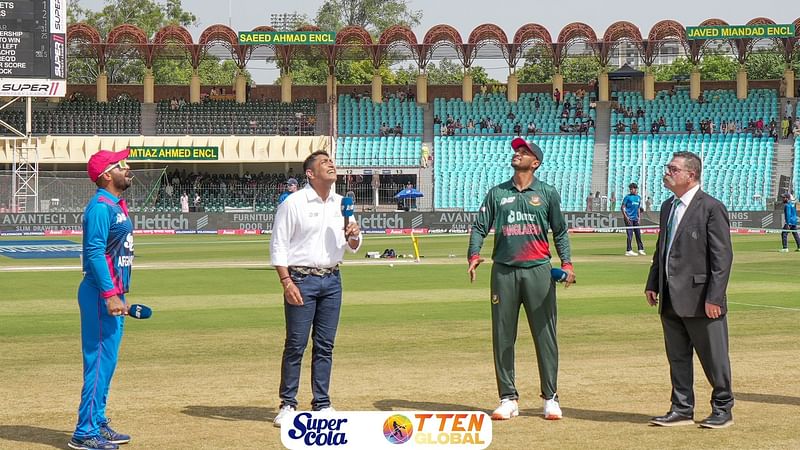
[467,137,575,421]
[780,192,800,252]
[70,149,135,450]
[622,182,646,256]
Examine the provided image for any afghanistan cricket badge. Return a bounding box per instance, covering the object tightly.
[529,194,542,207]
[491,294,500,304]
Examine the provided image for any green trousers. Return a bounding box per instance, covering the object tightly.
[490,262,558,401]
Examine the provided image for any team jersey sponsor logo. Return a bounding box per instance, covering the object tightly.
[491,294,500,304]
[116,213,127,224]
[499,196,515,206]
[506,210,540,224]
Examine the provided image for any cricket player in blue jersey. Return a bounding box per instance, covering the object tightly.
[70,149,135,450]
[621,182,646,256]
[780,192,800,252]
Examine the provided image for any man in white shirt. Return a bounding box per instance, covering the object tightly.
[270,150,362,427]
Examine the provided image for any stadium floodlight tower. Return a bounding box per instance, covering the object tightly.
[1,0,67,213]
[270,13,303,32]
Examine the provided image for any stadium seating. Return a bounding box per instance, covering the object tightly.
[434,92,595,134]
[337,95,423,135]
[611,89,778,133]
[0,99,141,136]
[335,136,423,167]
[609,133,773,211]
[156,99,316,135]
[794,138,800,198]
[434,134,594,211]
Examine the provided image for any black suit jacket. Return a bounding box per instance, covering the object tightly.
[646,189,733,317]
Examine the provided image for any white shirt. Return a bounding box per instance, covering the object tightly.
[666,184,700,273]
[270,184,361,268]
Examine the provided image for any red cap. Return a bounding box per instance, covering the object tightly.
[510,137,543,162]
[87,149,130,182]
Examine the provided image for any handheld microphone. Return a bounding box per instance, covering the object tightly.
[341,196,355,237]
[127,303,152,319]
[551,268,573,283]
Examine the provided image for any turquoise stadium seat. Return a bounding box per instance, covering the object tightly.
[433,134,594,211]
[610,89,778,134]
[609,133,773,211]
[337,95,423,135]
[433,92,595,135]
[336,136,423,167]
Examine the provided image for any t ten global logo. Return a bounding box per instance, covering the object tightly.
[411,413,490,446]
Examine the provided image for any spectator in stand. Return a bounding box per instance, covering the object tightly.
[433,115,442,125]
[636,107,645,118]
[394,123,403,136]
[785,100,793,119]
[659,116,666,128]
[586,192,593,211]
[513,123,522,135]
[534,97,541,112]
[467,119,475,130]
[527,121,537,136]
[561,107,569,119]
[493,123,503,134]
[782,117,791,139]
[578,121,589,137]
[609,191,617,211]
[507,111,516,120]
[446,114,454,125]
[553,88,561,106]
[650,120,660,136]
[631,120,639,134]
[697,92,705,104]
[180,192,189,213]
[560,122,570,133]
[616,121,626,133]
[380,122,389,137]
[793,118,800,138]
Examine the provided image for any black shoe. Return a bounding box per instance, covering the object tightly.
[699,411,733,429]
[649,411,694,427]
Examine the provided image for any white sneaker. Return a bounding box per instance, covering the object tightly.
[638,249,646,255]
[491,398,519,420]
[273,405,296,427]
[779,248,789,253]
[316,406,336,413]
[544,397,562,420]
[625,250,637,256]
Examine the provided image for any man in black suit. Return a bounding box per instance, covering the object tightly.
[645,151,734,429]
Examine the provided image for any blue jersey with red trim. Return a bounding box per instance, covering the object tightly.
[82,188,134,298]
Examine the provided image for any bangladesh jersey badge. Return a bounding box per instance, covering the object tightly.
[529,194,542,207]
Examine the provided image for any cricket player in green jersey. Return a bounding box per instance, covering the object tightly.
[468,137,576,421]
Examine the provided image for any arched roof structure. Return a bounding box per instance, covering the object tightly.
[66,17,800,74]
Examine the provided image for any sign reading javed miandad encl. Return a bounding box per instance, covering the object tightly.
[238,31,336,45]
[128,146,219,161]
[686,24,795,40]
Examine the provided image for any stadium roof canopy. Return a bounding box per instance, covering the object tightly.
[67,17,800,71]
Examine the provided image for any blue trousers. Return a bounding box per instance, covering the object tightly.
[74,281,124,439]
[279,271,342,410]
[782,224,800,249]
[626,219,644,251]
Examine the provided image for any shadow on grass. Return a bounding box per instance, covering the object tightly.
[520,407,653,423]
[737,392,800,406]
[374,399,489,414]
[181,405,274,422]
[0,425,72,449]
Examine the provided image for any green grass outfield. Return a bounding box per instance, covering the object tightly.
[0,233,798,449]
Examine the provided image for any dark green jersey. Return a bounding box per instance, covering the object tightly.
[468,178,572,269]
